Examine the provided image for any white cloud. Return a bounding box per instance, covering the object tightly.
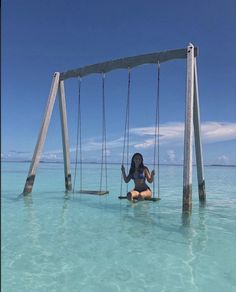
[38,139,118,160]
[130,122,236,148]
[134,138,155,149]
[41,153,58,160]
[167,150,176,163]
[1,150,32,160]
[217,155,230,164]
[201,122,236,143]
[4,121,235,162]
[43,149,63,155]
[131,122,184,148]
[72,137,136,152]
[45,122,235,156]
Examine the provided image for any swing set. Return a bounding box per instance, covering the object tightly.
[22,43,206,212]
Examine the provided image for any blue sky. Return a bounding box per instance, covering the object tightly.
[2,0,236,165]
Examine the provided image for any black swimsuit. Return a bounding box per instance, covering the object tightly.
[131,169,150,191]
[131,171,145,180]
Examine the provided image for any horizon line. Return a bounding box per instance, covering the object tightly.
[1,159,236,167]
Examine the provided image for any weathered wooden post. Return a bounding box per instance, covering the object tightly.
[183,43,195,212]
[58,80,72,191]
[193,59,206,202]
[23,72,60,195]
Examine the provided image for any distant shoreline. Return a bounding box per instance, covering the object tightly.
[1,160,236,167]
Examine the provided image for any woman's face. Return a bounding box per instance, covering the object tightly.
[133,155,142,167]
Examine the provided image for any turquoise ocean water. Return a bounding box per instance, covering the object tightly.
[1,162,236,292]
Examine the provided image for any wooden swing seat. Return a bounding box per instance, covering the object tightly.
[118,196,160,202]
[77,190,109,196]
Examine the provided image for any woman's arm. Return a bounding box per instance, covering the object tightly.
[121,165,131,183]
[145,167,155,183]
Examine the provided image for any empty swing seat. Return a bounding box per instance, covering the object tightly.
[77,190,109,196]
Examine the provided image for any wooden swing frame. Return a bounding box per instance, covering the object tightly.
[22,43,205,212]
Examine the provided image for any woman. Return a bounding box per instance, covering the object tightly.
[121,153,155,202]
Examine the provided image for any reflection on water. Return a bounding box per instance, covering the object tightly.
[23,195,41,247]
[2,162,236,291]
[181,211,192,227]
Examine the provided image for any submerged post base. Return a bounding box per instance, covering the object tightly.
[65,174,72,191]
[182,211,192,226]
[198,180,206,202]
[182,184,192,213]
[23,175,35,195]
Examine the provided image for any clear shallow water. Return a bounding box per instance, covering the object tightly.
[2,162,236,292]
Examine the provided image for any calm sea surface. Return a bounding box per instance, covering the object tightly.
[1,162,236,292]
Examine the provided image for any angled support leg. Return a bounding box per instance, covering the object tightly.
[23,72,60,195]
[193,59,206,202]
[183,43,195,213]
[58,80,72,191]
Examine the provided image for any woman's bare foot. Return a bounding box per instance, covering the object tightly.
[127,192,132,201]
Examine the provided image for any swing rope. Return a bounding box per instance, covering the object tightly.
[73,74,109,195]
[153,61,161,199]
[120,68,131,197]
[100,73,108,192]
[73,76,82,193]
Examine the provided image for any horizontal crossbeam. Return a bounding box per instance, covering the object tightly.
[60,47,198,80]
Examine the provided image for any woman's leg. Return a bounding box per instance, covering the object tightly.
[127,190,139,201]
[138,189,152,200]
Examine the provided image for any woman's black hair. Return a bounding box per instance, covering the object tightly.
[129,153,145,175]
